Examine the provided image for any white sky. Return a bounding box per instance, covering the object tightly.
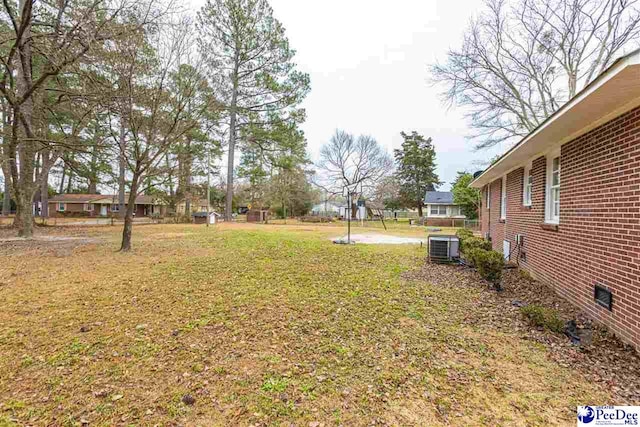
[191,0,507,190]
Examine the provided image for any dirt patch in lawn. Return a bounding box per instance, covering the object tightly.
[330,233,425,245]
[0,228,101,258]
[403,263,640,404]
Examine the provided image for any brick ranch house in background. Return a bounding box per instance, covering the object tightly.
[471,49,640,349]
[48,194,166,218]
[423,191,466,227]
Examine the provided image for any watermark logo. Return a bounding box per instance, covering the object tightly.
[578,406,596,424]
[577,406,640,426]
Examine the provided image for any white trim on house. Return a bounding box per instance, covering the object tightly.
[471,49,640,189]
[545,148,561,224]
[486,185,491,209]
[500,175,507,220]
[523,162,533,206]
[57,202,65,212]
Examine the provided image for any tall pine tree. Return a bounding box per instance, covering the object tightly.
[394,131,440,217]
[197,0,310,220]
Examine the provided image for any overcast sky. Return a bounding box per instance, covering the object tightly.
[192,0,507,190]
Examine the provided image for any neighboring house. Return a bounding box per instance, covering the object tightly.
[311,201,342,216]
[176,198,209,215]
[471,49,640,349]
[48,193,166,218]
[423,191,466,226]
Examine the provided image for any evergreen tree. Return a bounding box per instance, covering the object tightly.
[197,0,310,220]
[393,131,440,217]
[451,171,481,220]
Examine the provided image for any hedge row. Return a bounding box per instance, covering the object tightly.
[456,228,505,286]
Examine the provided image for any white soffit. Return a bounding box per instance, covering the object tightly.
[471,50,640,188]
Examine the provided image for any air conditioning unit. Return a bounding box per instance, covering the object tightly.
[428,235,459,264]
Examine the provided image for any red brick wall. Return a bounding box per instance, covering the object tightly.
[425,218,465,227]
[480,106,640,349]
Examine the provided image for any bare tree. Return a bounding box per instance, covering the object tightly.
[430,0,640,149]
[317,130,392,218]
[109,18,216,252]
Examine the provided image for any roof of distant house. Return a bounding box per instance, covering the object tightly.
[424,191,455,205]
[49,193,165,205]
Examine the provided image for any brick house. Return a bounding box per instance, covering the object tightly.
[471,49,640,349]
[48,193,166,218]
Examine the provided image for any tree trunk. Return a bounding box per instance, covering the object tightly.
[58,162,66,194]
[40,173,48,217]
[88,126,99,193]
[40,150,50,217]
[2,173,10,215]
[417,203,423,218]
[12,0,35,237]
[14,194,33,237]
[225,53,240,222]
[118,117,126,218]
[119,174,139,252]
[1,101,11,215]
[165,153,174,197]
[66,170,73,193]
[225,111,237,221]
[185,137,192,216]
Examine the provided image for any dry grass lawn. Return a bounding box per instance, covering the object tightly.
[0,223,610,426]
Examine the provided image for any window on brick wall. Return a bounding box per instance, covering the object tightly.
[523,163,532,206]
[486,185,491,209]
[57,202,65,212]
[545,150,561,224]
[500,176,507,220]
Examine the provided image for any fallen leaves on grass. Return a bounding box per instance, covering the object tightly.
[0,223,621,426]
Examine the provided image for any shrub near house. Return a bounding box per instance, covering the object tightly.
[456,228,505,287]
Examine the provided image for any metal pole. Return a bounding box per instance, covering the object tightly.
[206,147,211,228]
[347,192,351,244]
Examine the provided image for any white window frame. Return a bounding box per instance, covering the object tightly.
[430,205,447,216]
[523,163,533,206]
[57,202,65,212]
[449,205,460,217]
[486,184,491,209]
[83,203,93,212]
[111,204,120,212]
[545,149,561,224]
[500,175,507,220]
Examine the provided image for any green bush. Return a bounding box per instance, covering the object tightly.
[456,228,474,242]
[464,247,485,267]
[520,304,565,333]
[460,236,492,254]
[475,249,505,284]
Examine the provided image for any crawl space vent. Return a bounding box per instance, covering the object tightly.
[594,285,613,311]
